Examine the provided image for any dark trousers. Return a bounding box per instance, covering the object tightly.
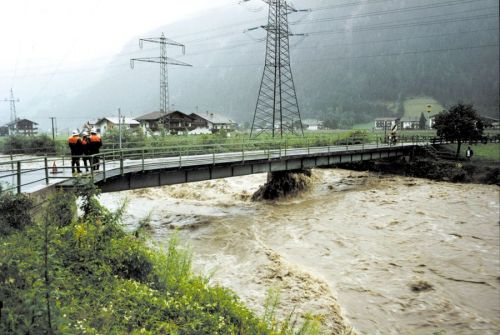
[82,157,90,172]
[71,156,81,173]
[92,156,100,171]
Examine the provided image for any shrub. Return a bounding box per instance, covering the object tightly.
[0,192,33,235]
[45,191,76,228]
[1,186,320,335]
[1,135,56,155]
[107,236,155,283]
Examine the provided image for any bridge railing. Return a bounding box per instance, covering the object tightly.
[0,135,438,194]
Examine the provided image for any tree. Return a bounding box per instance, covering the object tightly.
[322,118,338,130]
[433,103,484,158]
[419,112,427,130]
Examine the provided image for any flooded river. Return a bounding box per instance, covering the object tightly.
[99,169,500,334]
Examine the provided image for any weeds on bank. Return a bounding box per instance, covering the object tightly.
[0,183,320,335]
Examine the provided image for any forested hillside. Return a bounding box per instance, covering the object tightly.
[44,0,500,128]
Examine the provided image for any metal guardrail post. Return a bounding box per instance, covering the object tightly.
[179,150,182,168]
[212,147,216,165]
[142,149,145,171]
[44,156,49,185]
[17,161,21,194]
[91,160,95,183]
[307,139,310,155]
[120,152,124,176]
[285,139,287,157]
[103,155,107,182]
[242,144,245,162]
[10,154,14,171]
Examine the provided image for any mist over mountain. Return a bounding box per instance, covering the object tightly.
[30,0,500,130]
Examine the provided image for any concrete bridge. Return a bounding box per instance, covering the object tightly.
[0,138,429,197]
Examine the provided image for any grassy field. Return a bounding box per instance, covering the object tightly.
[352,122,373,130]
[403,97,444,118]
[442,143,500,161]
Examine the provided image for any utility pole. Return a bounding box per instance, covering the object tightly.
[3,88,20,123]
[245,0,307,138]
[49,117,56,141]
[130,33,192,133]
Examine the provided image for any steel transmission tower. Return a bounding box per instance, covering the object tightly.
[3,89,20,123]
[130,33,191,130]
[248,0,306,138]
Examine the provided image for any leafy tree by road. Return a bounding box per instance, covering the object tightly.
[433,103,484,158]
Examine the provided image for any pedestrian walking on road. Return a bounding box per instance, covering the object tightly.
[68,130,83,174]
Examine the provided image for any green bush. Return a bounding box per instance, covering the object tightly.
[45,191,76,228]
[1,135,56,155]
[0,192,33,235]
[0,185,319,335]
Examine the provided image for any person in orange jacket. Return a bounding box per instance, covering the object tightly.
[81,131,91,172]
[88,128,103,170]
[68,130,83,174]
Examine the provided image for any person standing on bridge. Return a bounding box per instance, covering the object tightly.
[88,128,103,170]
[81,131,91,172]
[68,130,83,175]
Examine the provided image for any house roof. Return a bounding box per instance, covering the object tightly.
[400,116,422,122]
[135,111,164,121]
[135,110,190,121]
[96,117,140,126]
[375,117,400,121]
[191,113,236,125]
[481,116,499,122]
[5,118,38,126]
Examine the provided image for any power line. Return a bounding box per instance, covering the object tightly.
[0,25,496,79]
[0,3,496,80]
[130,33,192,131]
[1,1,494,78]
[291,0,495,26]
[197,43,499,70]
[295,43,499,64]
[178,3,497,45]
[2,89,20,123]
[306,13,498,37]
[249,0,305,138]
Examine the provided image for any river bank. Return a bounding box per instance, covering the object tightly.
[99,169,500,334]
[339,144,499,185]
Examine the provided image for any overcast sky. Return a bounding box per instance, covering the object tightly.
[0,0,236,84]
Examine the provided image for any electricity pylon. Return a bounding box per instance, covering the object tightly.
[130,33,191,131]
[246,0,307,138]
[2,89,20,123]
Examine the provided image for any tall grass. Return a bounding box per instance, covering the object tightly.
[0,184,321,335]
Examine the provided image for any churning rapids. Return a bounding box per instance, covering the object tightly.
[99,169,500,334]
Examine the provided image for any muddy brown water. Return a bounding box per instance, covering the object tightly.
[99,169,500,334]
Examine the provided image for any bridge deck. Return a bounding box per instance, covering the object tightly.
[0,141,423,195]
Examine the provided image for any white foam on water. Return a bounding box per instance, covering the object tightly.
[99,169,500,334]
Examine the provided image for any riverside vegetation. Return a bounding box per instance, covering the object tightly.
[0,183,320,334]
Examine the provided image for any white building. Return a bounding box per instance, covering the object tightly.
[94,117,140,135]
[302,119,324,131]
[374,117,400,130]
